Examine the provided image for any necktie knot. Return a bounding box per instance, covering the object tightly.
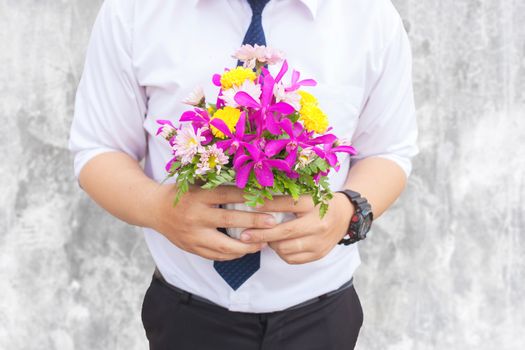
[238,0,270,49]
[247,0,270,16]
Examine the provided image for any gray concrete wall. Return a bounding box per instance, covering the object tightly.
[1,0,524,349]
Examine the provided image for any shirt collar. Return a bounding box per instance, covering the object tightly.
[194,0,320,20]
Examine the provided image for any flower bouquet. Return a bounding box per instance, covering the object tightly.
[155,45,357,239]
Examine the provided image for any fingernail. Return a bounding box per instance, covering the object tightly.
[261,243,268,249]
[265,216,276,226]
[241,233,251,242]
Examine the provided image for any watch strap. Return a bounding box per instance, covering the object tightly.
[336,189,373,245]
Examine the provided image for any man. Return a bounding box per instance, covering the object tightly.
[68,0,419,348]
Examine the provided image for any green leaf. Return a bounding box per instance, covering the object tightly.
[169,161,181,173]
[288,112,300,123]
[319,203,329,219]
[281,177,300,200]
[256,197,265,205]
[201,182,217,189]
[173,180,189,206]
[261,187,274,200]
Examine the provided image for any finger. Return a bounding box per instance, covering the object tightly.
[254,194,314,213]
[271,237,314,255]
[197,185,247,204]
[279,252,320,265]
[204,208,278,229]
[197,229,266,256]
[239,215,313,243]
[193,247,252,261]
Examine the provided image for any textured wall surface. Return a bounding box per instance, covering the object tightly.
[1,0,524,349]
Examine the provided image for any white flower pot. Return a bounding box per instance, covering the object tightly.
[222,202,297,240]
[219,183,297,240]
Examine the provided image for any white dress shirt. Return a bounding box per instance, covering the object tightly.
[68,0,419,312]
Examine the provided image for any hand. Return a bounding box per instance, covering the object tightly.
[238,193,354,264]
[148,183,278,261]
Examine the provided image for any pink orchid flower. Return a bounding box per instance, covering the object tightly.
[265,118,336,166]
[271,60,317,92]
[179,108,210,126]
[210,111,255,164]
[323,142,358,171]
[285,68,317,92]
[233,143,290,188]
[234,70,295,135]
[179,108,213,144]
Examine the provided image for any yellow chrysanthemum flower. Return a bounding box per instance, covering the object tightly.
[297,90,328,133]
[299,104,329,134]
[298,90,318,107]
[220,67,257,90]
[211,107,241,139]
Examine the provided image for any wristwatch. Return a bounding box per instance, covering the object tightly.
[336,189,374,245]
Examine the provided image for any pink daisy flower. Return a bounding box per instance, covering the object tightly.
[257,46,284,65]
[174,125,206,165]
[232,44,284,69]
[196,144,229,175]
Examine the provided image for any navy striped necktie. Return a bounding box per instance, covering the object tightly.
[214,0,271,291]
[241,0,271,46]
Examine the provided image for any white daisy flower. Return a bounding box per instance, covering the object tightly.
[182,86,205,107]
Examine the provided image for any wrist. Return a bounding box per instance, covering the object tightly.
[333,192,355,240]
[140,179,171,230]
[335,189,374,245]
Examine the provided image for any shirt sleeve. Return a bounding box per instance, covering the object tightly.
[349,15,419,179]
[67,0,147,189]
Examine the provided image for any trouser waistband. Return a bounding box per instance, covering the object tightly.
[152,266,353,313]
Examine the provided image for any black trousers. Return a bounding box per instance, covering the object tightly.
[141,272,363,350]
